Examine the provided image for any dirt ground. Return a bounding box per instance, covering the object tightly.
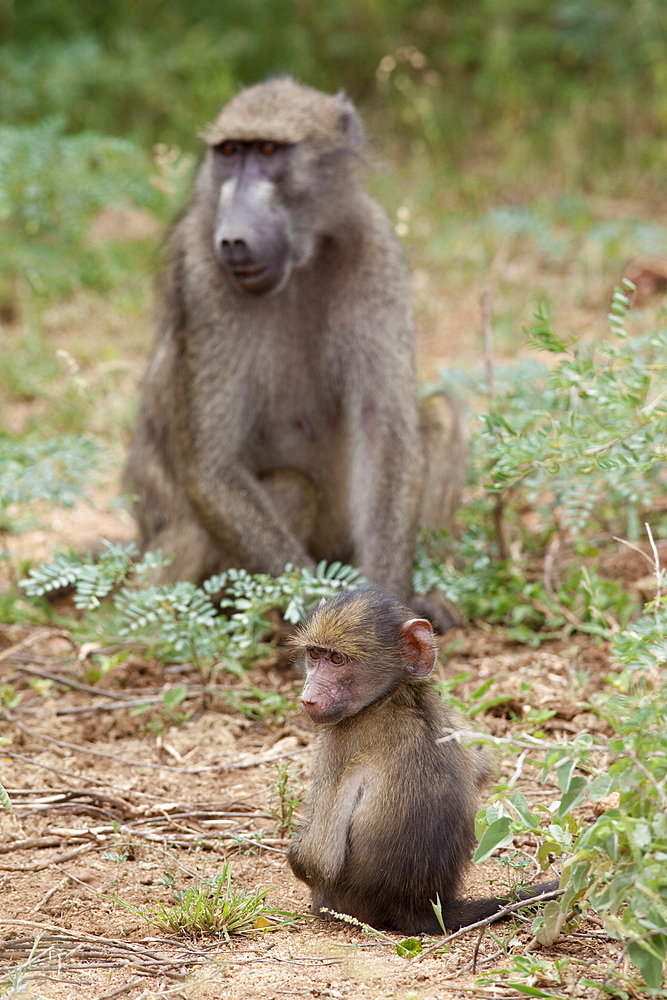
[0,549,648,1000]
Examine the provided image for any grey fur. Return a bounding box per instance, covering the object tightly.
[123,78,465,621]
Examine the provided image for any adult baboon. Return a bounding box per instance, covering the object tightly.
[123,77,466,628]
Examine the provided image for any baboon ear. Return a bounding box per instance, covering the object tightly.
[400,618,436,677]
[335,91,365,150]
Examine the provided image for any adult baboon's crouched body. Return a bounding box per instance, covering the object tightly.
[124,77,465,626]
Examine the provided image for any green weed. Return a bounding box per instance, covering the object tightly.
[139,862,276,939]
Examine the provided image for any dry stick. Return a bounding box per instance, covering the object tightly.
[62,867,115,900]
[29,876,67,914]
[0,935,207,964]
[0,628,74,664]
[471,926,485,974]
[543,533,560,601]
[481,284,509,563]
[55,692,200,717]
[481,284,494,399]
[3,750,305,811]
[27,788,136,813]
[7,715,199,773]
[15,816,285,854]
[0,835,64,852]
[92,978,146,1000]
[409,887,564,965]
[606,525,665,627]
[15,665,137,701]
[2,754,231,810]
[8,713,310,774]
[0,921,206,964]
[9,790,262,822]
[0,842,96,872]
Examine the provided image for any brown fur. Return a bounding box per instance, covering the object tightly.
[123,78,466,627]
[202,77,364,150]
[288,587,558,933]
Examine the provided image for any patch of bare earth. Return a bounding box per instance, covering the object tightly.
[0,591,640,1000]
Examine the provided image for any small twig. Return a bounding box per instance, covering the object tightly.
[7,713,311,774]
[0,628,74,664]
[0,842,96,872]
[626,747,667,810]
[0,835,64,852]
[439,726,610,761]
[493,496,508,562]
[612,534,657,568]
[29,876,67,914]
[93,979,146,1000]
[6,715,206,773]
[471,925,485,973]
[15,665,137,700]
[54,693,194,716]
[645,521,663,609]
[410,887,564,964]
[506,748,529,789]
[480,284,494,399]
[543,534,560,601]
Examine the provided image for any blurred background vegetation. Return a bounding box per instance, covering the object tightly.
[1,0,666,515]
[3,0,667,169]
[2,0,667,313]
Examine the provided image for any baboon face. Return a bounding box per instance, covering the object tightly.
[201,78,365,298]
[210,139,299,296]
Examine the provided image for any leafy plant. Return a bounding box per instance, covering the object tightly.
[0,434,104,540]
[0,782,12,813]
[480,287,666,535]
[131,683,192,733]
[22,553,363,680]
[268,762,304,836]
[225,686,296,725]
[418,283,665,640]
[0,118,186,302]
[139,862,276,939]
[473,563,667,989]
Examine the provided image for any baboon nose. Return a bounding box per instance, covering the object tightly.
[220,237,252,266]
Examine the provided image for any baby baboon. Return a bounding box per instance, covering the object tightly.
[288,587,559,934]
[123,77,465,629]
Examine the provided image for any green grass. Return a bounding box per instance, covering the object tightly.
[139,863,279,939]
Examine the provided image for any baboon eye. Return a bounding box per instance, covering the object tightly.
[216,141,238,157]
[308,648,321,661]
[258,141,278,157]
[330,651,345,665]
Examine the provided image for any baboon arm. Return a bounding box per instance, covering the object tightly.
[349,389,421,597]
[302,767,368,883]
[185,461,315,575]
[173,329,316,574]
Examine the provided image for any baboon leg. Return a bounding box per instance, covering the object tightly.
[147,469,318,585]
[259,469,318,549]
[147,518,230,585]
[418,392,468,531]
[412,392,469,632]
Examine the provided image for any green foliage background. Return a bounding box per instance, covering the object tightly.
[3,0,666,308]
[3,0,666,168]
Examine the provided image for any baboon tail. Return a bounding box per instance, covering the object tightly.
[440,879,561,932]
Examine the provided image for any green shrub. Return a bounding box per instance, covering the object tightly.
[0,117,192,300]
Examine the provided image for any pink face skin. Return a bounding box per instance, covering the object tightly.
[299,647,360,724]
[298,618,436,725]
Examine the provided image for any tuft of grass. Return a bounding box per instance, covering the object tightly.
[139,862,275,940]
